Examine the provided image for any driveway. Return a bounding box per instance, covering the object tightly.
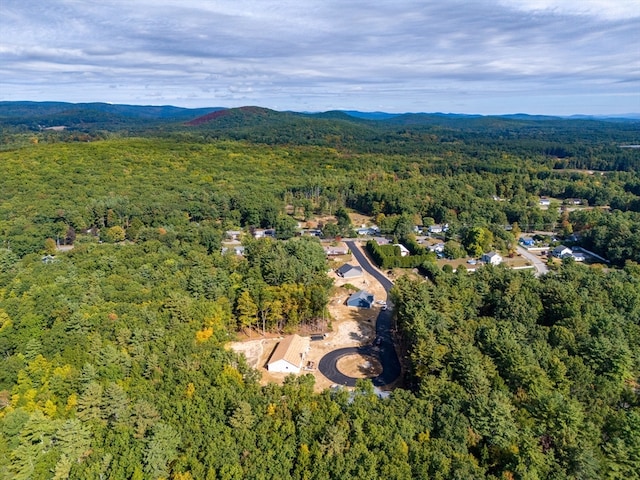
[318,241,401,387]
[517,246,549,276]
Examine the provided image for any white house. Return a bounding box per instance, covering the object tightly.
[394,244,410,257]
[356,226,380,236]
[323,243,349,256]
[552,245,573,258]
[428,224,448,234]
[482,251,503,265]
[267,335,308,374]
[539,197,551,206]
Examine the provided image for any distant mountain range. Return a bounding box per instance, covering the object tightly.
[1,101,638,128]
[2,101,638,160]
[1,101,638,154]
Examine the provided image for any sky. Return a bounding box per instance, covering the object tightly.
[1,0,639,115]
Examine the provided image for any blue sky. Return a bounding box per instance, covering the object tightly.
[1,0,639,115]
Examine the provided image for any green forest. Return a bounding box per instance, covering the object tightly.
[0,104,639,479]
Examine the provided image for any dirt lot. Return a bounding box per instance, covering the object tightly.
[228,243,389,392]
[337,354,382,378]
[297,214,338,229]
[349,212,375,228]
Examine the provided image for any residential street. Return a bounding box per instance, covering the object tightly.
[317,241,401,387]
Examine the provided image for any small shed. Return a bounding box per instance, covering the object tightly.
[347,290,374,309]
[267,335,308,374]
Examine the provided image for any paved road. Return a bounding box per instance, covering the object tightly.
[517,246,549,277]
[348,241,394,292]
[318,241,401,387]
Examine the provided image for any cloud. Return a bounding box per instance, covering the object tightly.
[499,0,640,20]
[1,0,638,114]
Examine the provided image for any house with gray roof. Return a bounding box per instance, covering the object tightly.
[336,264,363,279]
[346,290,374,308]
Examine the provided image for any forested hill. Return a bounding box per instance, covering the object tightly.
[186,108,640,169]
[3,101,639,171]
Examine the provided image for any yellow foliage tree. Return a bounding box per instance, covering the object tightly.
[44,399,57,417]
[44,238,57,254]
[173,472,193,480]
[66,393,78,412]
[0,309,12,332]
[185,383,195,399]
[195,327,213,343]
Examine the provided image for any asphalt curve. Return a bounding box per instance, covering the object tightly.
[318,241,401,387]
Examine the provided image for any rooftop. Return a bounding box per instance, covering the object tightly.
[268,334,307,368]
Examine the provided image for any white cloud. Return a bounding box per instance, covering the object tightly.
[0,0,638,114]
[499,0,640,19]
